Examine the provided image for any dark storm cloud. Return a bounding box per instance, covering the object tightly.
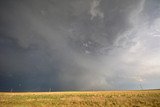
[0,0,160,91]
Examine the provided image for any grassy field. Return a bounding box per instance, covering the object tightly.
[0,90,160,107]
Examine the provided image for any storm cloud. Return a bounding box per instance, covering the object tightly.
[0,0,160,91]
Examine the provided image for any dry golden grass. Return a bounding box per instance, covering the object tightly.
[0,90,160,107]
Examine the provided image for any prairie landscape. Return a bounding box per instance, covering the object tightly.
[1,1,160,107]
[0,90,160,107]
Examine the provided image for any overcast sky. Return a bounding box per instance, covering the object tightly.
[0,0,160,91]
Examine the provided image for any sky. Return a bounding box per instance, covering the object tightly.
[0,0,160,91]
